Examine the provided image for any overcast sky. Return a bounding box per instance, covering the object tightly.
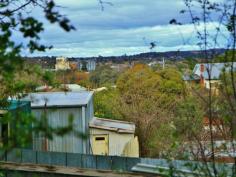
[28,0,229,57]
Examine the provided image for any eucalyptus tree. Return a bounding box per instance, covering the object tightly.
[0,0,76,156]
[169,0,236,176]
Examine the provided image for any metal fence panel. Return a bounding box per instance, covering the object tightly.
[6,149,21,163]
[82,154,96,169]
[66,153,82,168]
[96,155,112,170]
[126,157,141,171]
[111,156,127,172]
[0,148,234,176]
[141,158,168,166]
[22,149,36,163]
[50,152,66,166]
[0,150,6,161]
[37,151,52,165]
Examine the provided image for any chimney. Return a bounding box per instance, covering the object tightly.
[200,64,204,87]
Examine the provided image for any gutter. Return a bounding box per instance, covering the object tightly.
[31,104,87,109]
[89,124,135,134]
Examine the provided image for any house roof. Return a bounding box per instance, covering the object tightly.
[22,91,93,108]
[182,74,200,81]
[193,62,236,80]
[89,117,135,134]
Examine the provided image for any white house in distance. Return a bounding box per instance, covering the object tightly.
[184,62,236,89]
[89,117,139,157]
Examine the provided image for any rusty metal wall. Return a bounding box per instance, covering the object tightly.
[32,107,91,154]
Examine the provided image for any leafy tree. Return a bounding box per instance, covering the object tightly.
[218,72,236,137]
[0,0,74,102]
[0,0,75,155]
[185,58,198,70]
[116,64,184,156]
[174,97,203,138]
[94,88,121,119]
[55,70,89,86]
[89,65,119,88]
[169,0,236,175]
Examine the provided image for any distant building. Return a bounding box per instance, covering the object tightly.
[23,92,94,154]
[78,60,96,72]
[89,117,139,157]
[184,62,236,90]
[55,57,70,70]
[86,60,96,71]
[54,58,96,71]
[110,64,129,72]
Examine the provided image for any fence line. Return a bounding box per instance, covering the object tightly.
[1,148,232,175]
[1,148,141,172]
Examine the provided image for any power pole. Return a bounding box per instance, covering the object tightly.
[162,57,165,69]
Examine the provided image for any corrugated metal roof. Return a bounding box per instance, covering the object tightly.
[193,62,236,80]
[182,74,200,81]
[132,160,234,176]
[89,117,135,133]
[132,163,207,176]
[22,91,93,108]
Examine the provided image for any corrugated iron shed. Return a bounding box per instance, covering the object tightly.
[22,91,94,154]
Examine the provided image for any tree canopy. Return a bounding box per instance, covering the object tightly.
[116,64,185,156]
[0,0,75,102]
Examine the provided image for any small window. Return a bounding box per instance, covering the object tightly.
[95,137,105,141]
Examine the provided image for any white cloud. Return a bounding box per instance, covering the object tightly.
[23,0,230,57]
[29,22,229,57]
[35,45,201,57]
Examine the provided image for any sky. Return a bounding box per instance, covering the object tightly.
[27,0,230,57]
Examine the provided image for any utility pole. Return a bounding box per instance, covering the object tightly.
[162,57,165,69]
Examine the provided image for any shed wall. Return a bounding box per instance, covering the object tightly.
[90,128,134,156]
[86,97,94,153]
[32,107,90,153]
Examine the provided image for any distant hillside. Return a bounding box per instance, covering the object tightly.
[86,48,226,62]
[24,49,226,68]
[72,48,226,62]
[130,48,226,60]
